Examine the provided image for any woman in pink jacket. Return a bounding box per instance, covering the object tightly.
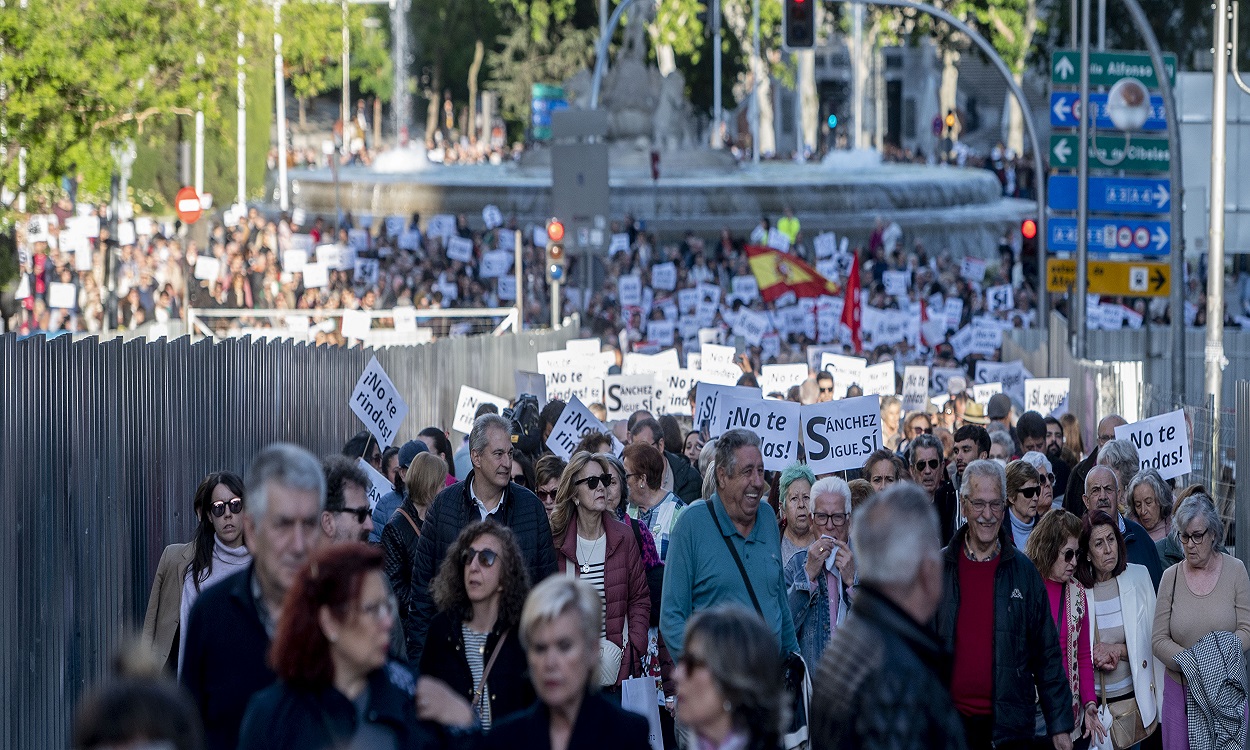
[549,451,650,691]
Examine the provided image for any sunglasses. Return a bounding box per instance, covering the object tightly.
[1061,548,1077,563]
[335,506,371,524]
[913,458,942,472]
[574,474,614,491]
[537,488,557,502]
[211,498,243,517]
[1018,486,1041,499]
[461,547,499,567]
[819,387,835,394]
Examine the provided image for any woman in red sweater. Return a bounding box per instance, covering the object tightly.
[1025,510,1107,747]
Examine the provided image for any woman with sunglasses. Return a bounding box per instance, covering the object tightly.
[421,522,534,730]
[143,471,251,676]
[549,451,650,691]
[1005,460,1042,549]
[534,455,567,518]
[238,543,468,750]
[1025,510,1105,747]
[1020,451,1057,517]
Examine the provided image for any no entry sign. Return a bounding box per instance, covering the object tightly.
[176,186,202,224]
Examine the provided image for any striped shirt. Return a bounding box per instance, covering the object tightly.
[461,625,493,729]
[1092,578,1134,697]
[576,534,608,637]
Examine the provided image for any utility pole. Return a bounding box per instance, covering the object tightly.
[852,3,864,149]
[712,0,723,149]
[1074,0,1091,358]
[342,0,351,131]
[752,0,761,164]
[274,0,290,211]
[1207,0,1231,487]
[393,0,409,143]
[237,31,247,207]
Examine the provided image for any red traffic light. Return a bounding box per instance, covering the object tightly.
[546,219,565,243]
[1021,219,1038,240]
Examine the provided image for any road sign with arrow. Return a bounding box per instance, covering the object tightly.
[1049,134,1171,173]
[1048,175,1171,214]
[1048,217,1171,255]
[1049,92,1167,130]
[1046,258,1171,296]
[1051,49,1177,88]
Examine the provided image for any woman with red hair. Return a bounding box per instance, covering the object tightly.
[237,543,468,749]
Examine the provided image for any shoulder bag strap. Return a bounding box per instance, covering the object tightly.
[705,502,764,617]
[395,507,420,536]
[473,630,509,711]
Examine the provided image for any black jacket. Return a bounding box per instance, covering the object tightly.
[933,478,961,546]
[479,690,649,750]
[180,564,275,750]
[935,526,1074,745]
[666,451,702,504]
[1123,516,1164,589]
[1063,448,1098,516]
[383,499,424,658]
[409,472,557,663]
[812,587,968,750]
[419,611,535,723]
[237,663,459,750]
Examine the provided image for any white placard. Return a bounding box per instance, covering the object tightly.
[902,366,929,412]
[972,382,1002,404]
[645,320,676,347]
[1025,377,1071,418]
[651,262,677,291]
[975,360,1025,405]
[283,249,308,273]
[623,349,680,376]
[985,284,1014,313]
[194,255,221,281]
[349,356,408,449]
[428,214,457,242]
[384,216,406,237]
[813,232,837,259]
[316,244,343,268]
[341,309,372,341]
[930,367,968,396]
[819,353,868,396]
[943,297,964,331]
[496,228,516,251]
[353,258,380,287]
[545,396,617,460]
[676,288,701,313]
[696,382,764,434]
[480,250,512,278]
[1114,409,1191,481]
[66,215,100,239]
[116,221,136,247]
[718,396,802,471]
[348,228,370,252]
[74,242,94,271]
[567,338,603,356]
[604,375,657,421]
[452,386,511,435]
[446,235,474,263]
[760,363,808,395]
[399,230,421,251]
[392,306,417,333]
[800,396,883,474]
[482,205,504,229]
[357,458,393,512]
[700,343,742,384]
[733,309,770,347]
[656,369,699,415]
[883,270,910,298]
[618,275,643,307]
[730,276,759,304]
[536,350,605,405]
[960,257,987,283]
[971,319,1004,356]
[767,227,791,252]
[48,282,76,309]
[862,361,897,396]
[497,275,517,300]
[302,262,329,289]
[609,233,631,255]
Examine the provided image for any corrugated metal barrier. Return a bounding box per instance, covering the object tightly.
[0,324,577,749]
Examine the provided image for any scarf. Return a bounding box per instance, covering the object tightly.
[1063,582,1087,726]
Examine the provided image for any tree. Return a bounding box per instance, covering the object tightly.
[351,10,394,145]
[488,22,596,136]
[282,1,345,128]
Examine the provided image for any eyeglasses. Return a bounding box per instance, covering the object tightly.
[359,595,398,622]
[1060,548,1077,563]
[461,547,499,567]
[1038,472,1056,486]
[812,511,850,526]
[819,386,835,394]
[335,505,371,524]
[537,488,557,502]
[967,499,1005,514]
[913,458,942,472]
[1017,486,1041,499]
[574,474,614,491]
[1181,529,1210,546]
[211,497,243,517]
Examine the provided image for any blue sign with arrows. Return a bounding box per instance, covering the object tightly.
[1049,217,1171,256]
[1049,92,1167,131]
[1048,174,1171,214]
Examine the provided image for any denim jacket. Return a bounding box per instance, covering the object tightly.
[784,548,850,671]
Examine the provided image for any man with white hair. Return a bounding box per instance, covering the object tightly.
[784,476,855,670]
[810,483,966,749]
[1084,464,1163,588]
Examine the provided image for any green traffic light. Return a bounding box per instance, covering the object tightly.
[827,114,838,128]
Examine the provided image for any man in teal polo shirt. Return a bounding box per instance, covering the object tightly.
[660,428,799,658]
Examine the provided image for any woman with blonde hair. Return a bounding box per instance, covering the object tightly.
[383,451,447,660]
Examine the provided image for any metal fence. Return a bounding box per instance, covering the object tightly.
[0,323,578,750]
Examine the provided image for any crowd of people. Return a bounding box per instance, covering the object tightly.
[68,362,1250,750]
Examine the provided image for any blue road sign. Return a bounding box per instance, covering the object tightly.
[1049,92,1167,131]
[1048,217,1171,256]
[1048,174,1171,214]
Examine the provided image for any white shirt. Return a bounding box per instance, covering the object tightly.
[470,480,505,521]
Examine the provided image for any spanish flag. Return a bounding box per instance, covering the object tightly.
[745,245,840,302]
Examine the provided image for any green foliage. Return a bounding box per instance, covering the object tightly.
[283,2,345,104]
[353,12,394,101]
[654,0,707,62]
[503,0,579,43]
[487,23,596,135]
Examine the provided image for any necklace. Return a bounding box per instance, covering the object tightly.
[577,534,605,574]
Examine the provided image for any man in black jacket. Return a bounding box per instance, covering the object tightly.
[1063,414,1126,515]
[812,484,968,750]
[629,417,702,504]
[909,434,960,545]
[936,459,1075,750]
[407,414,557,663]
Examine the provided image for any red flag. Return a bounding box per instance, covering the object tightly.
[840,250,862,353]
[744,245,839,302]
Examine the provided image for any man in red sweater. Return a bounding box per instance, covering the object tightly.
[935,460,1074,750]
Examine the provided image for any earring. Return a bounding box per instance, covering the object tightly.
[328,632,339,643]
[723,701,733,713]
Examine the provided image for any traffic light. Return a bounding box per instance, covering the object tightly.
[944,110,957,131]
[546,218,565,283]
[784,0,815,49]
[826,114,838,129]
[1021,218,1038,240]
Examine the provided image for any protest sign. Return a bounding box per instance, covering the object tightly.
[348,228,370,252]
[452,386,511,435]
[545,397,618,460]
[733,309,770,347]
[566,338,602,356]
[392,306,417,332]
[960,257,987,283]
[283,249,308,273]
[719,396,801,471]
[800,396,883,474]
[604,375,657,420]
[676,288,700,313]
[74,242,94,271]
[623,349,680,375]
[985,284,1014,313]
[760,363,808,395]
[1114,409,1191,480]
[117,221,137,246]
[972,382,1002,404]
[902,366,930,411]
[48,282,76,309]
[482,205,504,229]
[515,371,548,407]
[697,382,763,435]
[1025,378,1071,417]
[700,343,742,384]
[357,458,393,512]
[194,255,221,281]
[316,244,343,268]
[496,275,517,301]
[862,361,897,396]
[428,214,456,242]
[730,276,759,304]
[609,233,631,255]
[354,258,380,287]
[975,360,1025,405]
[930,367,968,396]
[496,228,516,251]
[645,320,676,347]
[656,369,699,415]
[446,236,475,263]
[813,232,837,259]
[398,230,420,250]
[651,262,677,291]
[618,275,643,307]
[349,356,408,449]
[302,262,329,289]
[341,309,372,340]
[480,250,512,278]
[883,270,910,298]
[819,353,867,396]
[943,297,964,331]
[970,319,1004,356]
[384,215,406,237]
[537,350,604,404]
[767,228,791,252]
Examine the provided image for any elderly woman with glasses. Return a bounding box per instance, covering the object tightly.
[1025,510,1106,746]
[1019,451,1058,517]
[1153,494,1250,750]
[777,463,817,564]
[534,455,567,518]
[784,476,855,670]
[549,451,650,690]
[1005,460,1042,549]
[1128,469,1173,544]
